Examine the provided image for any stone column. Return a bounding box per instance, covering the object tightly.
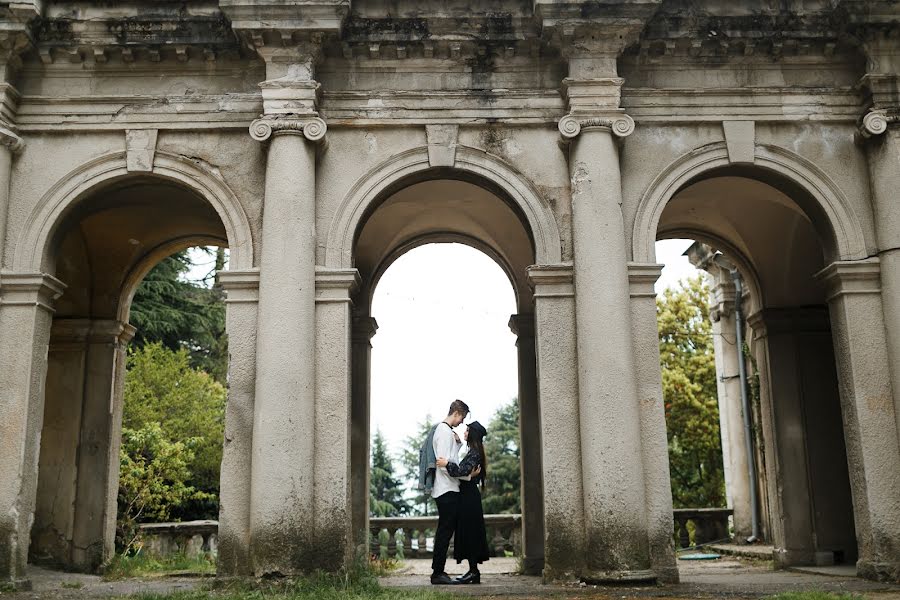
[0,273,65,584]
[859,110,900,447]
[707,282,754,540]
[247,114,326,575]
[0,129,22,273]
[71,320,134,571]
[527,264,584,581]
[33,318,135,572]
[217,269,259,576]
[559,112,652,581]
[313,268,359,569]
[508,313,544,576]
[350,314,377,554]
[685,243,756,540]
[627,263,678,583]
[817,260,900,581]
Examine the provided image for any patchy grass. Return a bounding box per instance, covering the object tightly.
[103,552,216,580]
[763,593,863,600]
[61,580,85,589]
[368,556,401,576]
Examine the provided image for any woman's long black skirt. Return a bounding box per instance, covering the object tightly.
[454,480,490,564]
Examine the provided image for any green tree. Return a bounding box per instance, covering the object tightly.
[130,249,227,382]
[481,398,521,514]
[117,422,210,552]
[370,430,409,517]
[399,416,435,516]
[657,275,726,508]
[123,343,226,520]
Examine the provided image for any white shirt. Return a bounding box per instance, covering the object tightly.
[431,422,462,498]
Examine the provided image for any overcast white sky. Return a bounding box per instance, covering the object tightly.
[186,238,701,460]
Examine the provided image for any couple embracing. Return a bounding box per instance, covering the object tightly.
[419,400,490,585]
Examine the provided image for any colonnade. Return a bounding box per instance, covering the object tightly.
[1,10,900,588]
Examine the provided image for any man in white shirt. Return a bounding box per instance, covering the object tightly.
[430,399,469,585]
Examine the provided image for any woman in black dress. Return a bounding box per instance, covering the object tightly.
[436,421,490,584]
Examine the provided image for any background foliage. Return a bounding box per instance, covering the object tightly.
[130,249,227,382]
[117,248,227,546]
[657,275,726,508]
[370,430,410,517]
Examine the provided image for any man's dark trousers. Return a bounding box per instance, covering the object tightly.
[432,491,460,574]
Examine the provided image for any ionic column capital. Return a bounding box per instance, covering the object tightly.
[558,113,634,140]
[859,109,899,139]
[249,115,327,143]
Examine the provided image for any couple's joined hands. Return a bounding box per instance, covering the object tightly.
[436,456,481,477]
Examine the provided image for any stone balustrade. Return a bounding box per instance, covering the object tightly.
[369,514,522,559]
[672,508,733,549]
[132,510,730,561]
[137,520,219,558]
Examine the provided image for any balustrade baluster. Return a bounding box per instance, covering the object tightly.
[370,527,381,557]
[402,527,413,559]
[418,529,428,558]
[388,527,399,558]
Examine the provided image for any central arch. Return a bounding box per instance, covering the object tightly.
[324,145,562,271]
[332,147,559,575]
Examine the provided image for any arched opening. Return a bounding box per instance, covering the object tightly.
[28,176,233,573]
[349,176,545,574]
[654,171,858,569]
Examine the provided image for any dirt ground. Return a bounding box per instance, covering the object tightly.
[2,557,898,599]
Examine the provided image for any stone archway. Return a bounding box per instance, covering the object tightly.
[0,154,255,580]
[636,145,900,578]
[328,150,563,576]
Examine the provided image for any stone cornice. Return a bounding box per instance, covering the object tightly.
[527,263,574,299]
[249,114,327,143]
[535,0,661,60]
[315,267,359,303]
[50,318,136,345]
[0,271,66,313]
[626,262,663,299]
[815,258,882,302]
[32,1,239,66]
[219,268,260,304]
[219,0,348,60]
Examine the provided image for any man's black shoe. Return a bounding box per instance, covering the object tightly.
[455,570,481,584]
[430,572,456,585]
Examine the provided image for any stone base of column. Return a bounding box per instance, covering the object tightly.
[521,556,544,576]
[581,569,657,584]
[857,559,900,583]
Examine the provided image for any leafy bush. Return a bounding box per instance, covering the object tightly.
[117,423,211,553]
[122,343,226,523]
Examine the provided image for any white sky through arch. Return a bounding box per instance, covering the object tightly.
[370,243,518,458]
